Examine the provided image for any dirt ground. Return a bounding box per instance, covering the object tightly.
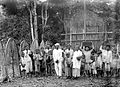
[0,76,120,87]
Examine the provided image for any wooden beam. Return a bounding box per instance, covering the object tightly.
[61,32,113,35]
[61,38,113,42]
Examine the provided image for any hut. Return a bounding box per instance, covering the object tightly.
[61,1,113,50]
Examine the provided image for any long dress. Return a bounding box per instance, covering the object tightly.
[72,50,82,77]
[83,50,93,72]
[104,50,112,71]
[23,50,32,73]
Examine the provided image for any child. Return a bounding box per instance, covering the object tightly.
[33,49,41,76]
[104,45,112,77]
[46,49,53,76]
[39,47,46,76]
[91,51,97,77]
[117,54,120,77]
[96,51,103,77]
[20,52,27,78]
[64,45,73,79]
[23,49,33,77]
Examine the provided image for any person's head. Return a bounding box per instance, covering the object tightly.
[55,43,60,49]
[67,44,71,50]
[85,46,90,51]
[21,52,24,57]
[75,45,79,51]
[106,45,111,51]
[35,49,40,54]
[97,50,102,56]
[41,47,44,51]
[102,45,106,50]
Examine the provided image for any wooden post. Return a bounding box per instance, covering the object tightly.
[69,7,72,45]
[83,0,86,41]
[41,4,44,40]
[70,21,72,45]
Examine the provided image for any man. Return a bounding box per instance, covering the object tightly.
[64,45,73,79]
[53,43,63,78]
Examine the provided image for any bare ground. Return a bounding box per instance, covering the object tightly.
[0,76,120,87]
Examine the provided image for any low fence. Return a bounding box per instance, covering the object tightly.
[61,32,113,50]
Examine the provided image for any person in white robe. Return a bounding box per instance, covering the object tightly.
[53,43,63,78]
[104,45,112,77]
[72,46,83,79]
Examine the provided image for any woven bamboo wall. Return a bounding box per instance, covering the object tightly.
[62,10,113,50]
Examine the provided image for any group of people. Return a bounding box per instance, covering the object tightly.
[19,42,120,80]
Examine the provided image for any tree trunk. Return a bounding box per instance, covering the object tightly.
[33,0,38,43]
[42,4,44,40]
[30,10,34,41]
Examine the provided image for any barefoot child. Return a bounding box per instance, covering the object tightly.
[20,52,27,78]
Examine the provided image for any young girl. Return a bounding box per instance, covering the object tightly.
[96,51,103,77]
[20,52,26,78]
[23,49,33,77]
[90,51,97,77]
[33,49,41,76]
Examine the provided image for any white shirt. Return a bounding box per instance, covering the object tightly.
[72,50,83,69]
[65,49,74,59]
[104,50,112,63]
[53,49,63,63]
[83,50,92,63]
[23,50,32,62]
[100,46,107,62]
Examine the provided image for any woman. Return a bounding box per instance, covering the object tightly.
[82,46,94,77]
[72,46,83,79]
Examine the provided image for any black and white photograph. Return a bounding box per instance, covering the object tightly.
[0,0,120,87]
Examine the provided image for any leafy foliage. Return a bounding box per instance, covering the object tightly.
[0,0,65,45]
[0,15,31,44]
[113,0,120,43]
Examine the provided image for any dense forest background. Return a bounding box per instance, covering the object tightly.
[0,0,120,45]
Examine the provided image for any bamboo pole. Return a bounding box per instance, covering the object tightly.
[83,0,86,41]
[69,7,72,45]
[41,4,44,40]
